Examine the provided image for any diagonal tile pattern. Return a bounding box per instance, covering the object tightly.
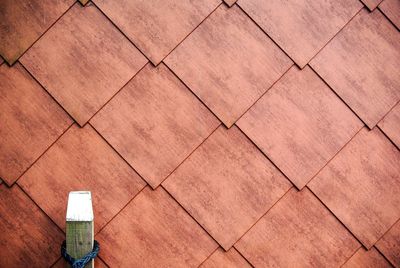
[1,0,399,266]
[163,125,291,249]
[20,3,147,126]
[165,5,292,127]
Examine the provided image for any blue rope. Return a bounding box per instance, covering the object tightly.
[61,240,100,268]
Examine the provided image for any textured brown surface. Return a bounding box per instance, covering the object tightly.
[94,0,220,65]
[342,247,391,268]
[18,124,146,231]
[309,128,400,249]
[235,188,360,267]
[237,66,362,189]
[376,220,400,267]
[379,0,400,29]
[310,9,400,128]
[97,187,217,267]
[0,0,74,64]
[362,0,384,10]
[0,185,63,267]
[91,64,219,188]
[200,248,251,268]
[224,0,237,7]
[165,5,292,127]
[238,0,362,67]
[0,63,71,185]
[163,125,291,249]
[379,102,400,148]
[20,3,147,126]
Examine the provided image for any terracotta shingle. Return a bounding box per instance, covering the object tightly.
[163,125,291,249]
[376,220,400,267]
[0,63,72,185]
[310,9,400,128]
[0,0,74,64]
[18,124,146,232]
[97,187,218,267]
[20,3,147,126]
[235,188,360,267]
[309,128,400,249]
[200,248,251,268]
[379,0,400,29]
[238,0,362,67]
[0,185,63,267]
[91,64,219,188]
[165,5,292,127]
[342,247,392,268]
[379,102,400,148]
[237,66,362,189]
[94,0,220,65]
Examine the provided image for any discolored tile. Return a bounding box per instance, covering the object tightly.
[0,0,74,64]
[342,247,391,268]
[20,3,147,126]
[97,187,218,267]
[165,5,292,127]
[361,0,384,10]
[235,188,360,267]
[0,63,72,185]
[376,220,400,267]
[18,124,146,232]
[238,0,362,67]
[309,128,400,248]
[310,9,400,128]
[237,66,362,189]
[94,0,220,65]
[0,185,63,267]
[91,64,219,188]
[379,0,400,29]
[163,125,292,249]
[379,102,400,149]
[200,248,251,268]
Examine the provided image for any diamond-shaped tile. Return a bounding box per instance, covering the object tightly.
[163,125,291,249]
[310,9,400,128]
[308,128,400,248]
[165,5,292,127]
[0,0,74,64]
[342,247,391,268]
[379,102,400,149]
[379,0,400,29]
[237,66,362,189]
[20,3,147,126]
[18,124,146,232]
[235,188,360,267]
[238,0,362,67]
[97,187,218,267]
[0,63,72,185]
[91,64,219,188]
[0,185,63,267]
[200,248,251,268]
[376,220,400,267]
[94,0,220,65]
[224,0,237,7]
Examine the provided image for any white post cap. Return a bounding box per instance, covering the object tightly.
[66,191,94,222]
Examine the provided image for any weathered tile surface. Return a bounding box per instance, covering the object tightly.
[310,9,400,128]
[91,64,219,188]
[18,124,146,232]
[164,125,291,249]
[0,185,63,267]
[200,248,251,268]
[342,247,392,268]
[0,63,71,185]
[94,0,220,65]
[20,3,147,126]
[362,0,384,10]
[379,102,400,148]
[309,128,400,248]
[235,188,360,267]
[237,66,362,189]
[0,0,74,64]
[224,0,237,7]
[376,220,400,267]
[379,0,400,29]
[165,5,292,127]
[238,0,362,67]
[97,187,218,267]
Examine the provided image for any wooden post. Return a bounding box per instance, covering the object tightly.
[66,191,94,268]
